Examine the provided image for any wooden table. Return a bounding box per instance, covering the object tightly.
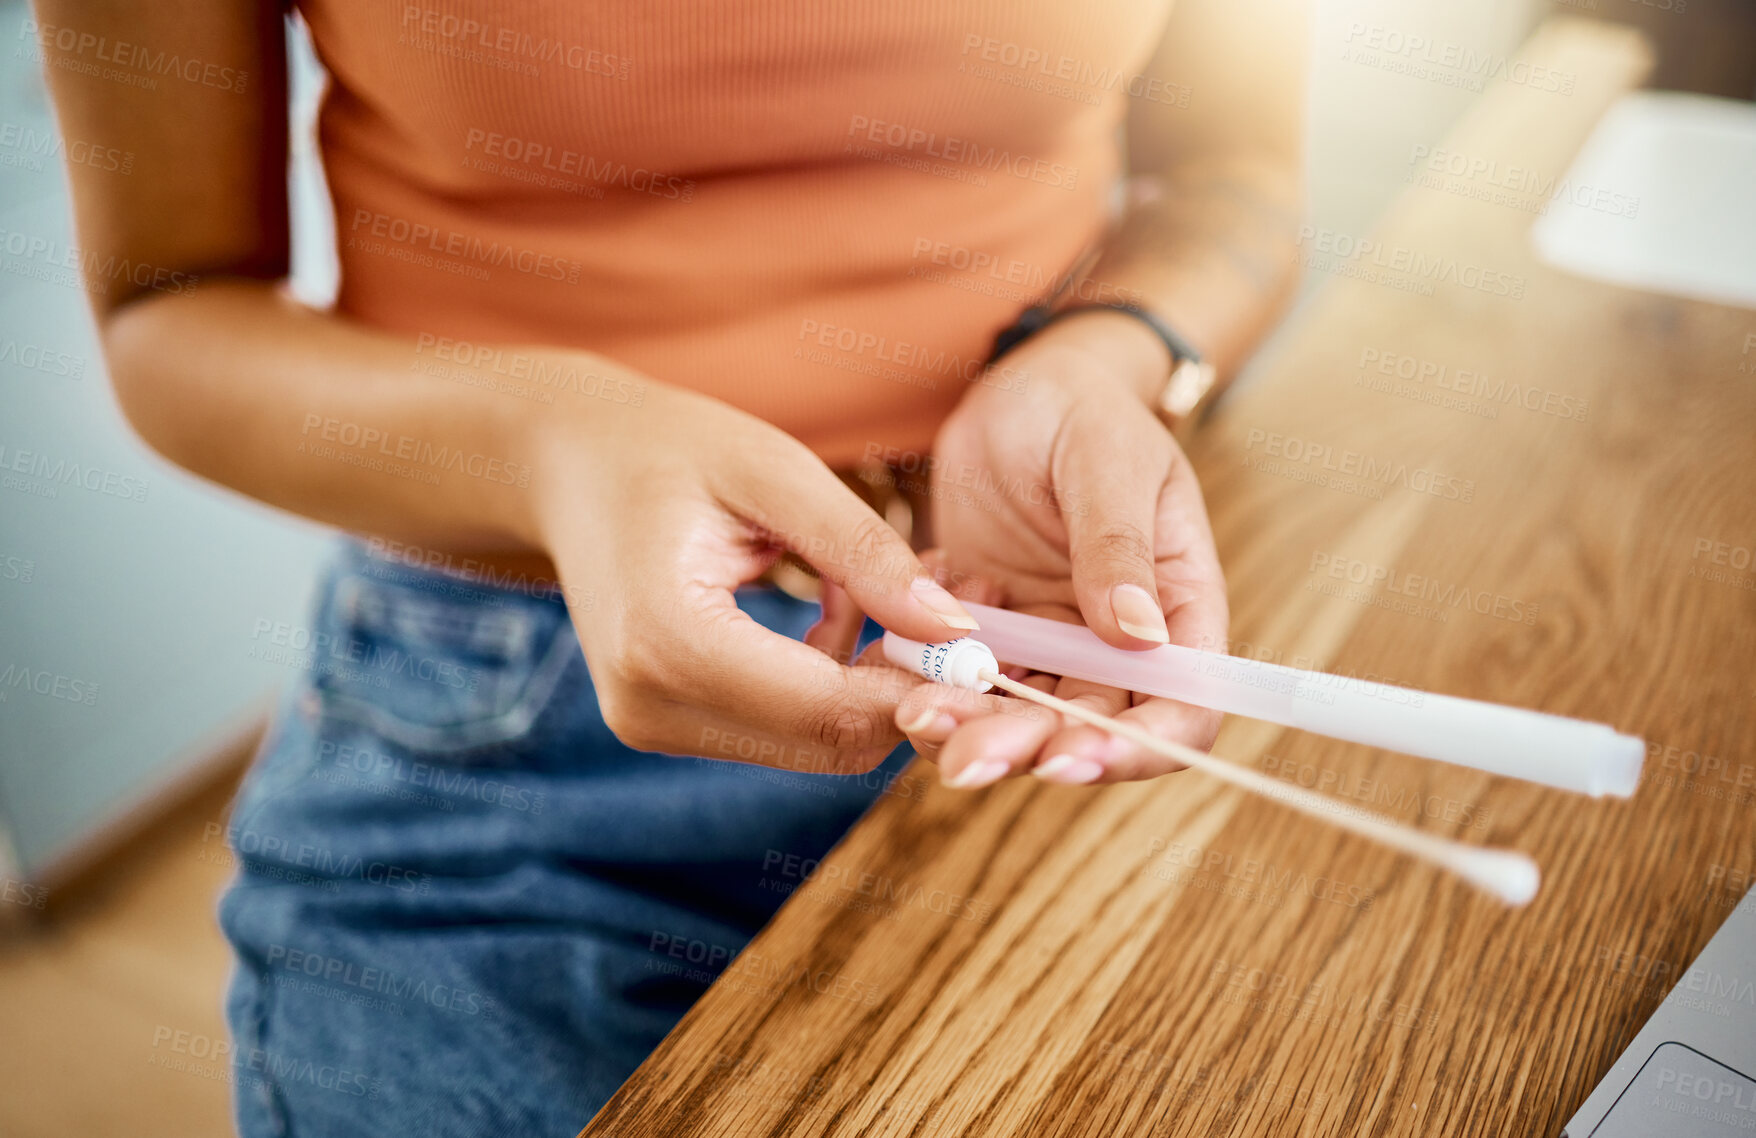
[583,19,1756,1137]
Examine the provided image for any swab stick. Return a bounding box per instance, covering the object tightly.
[978,669,1540,905]
[878,630,1540,905]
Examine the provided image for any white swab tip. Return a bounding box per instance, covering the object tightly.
[1458,848,1542,906]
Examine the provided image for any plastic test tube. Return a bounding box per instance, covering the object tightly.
[934,601,1644,798]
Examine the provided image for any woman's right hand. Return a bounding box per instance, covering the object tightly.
[532,377,989,771]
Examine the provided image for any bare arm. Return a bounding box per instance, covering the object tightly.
[905,0,1306,784]
[33,0,590,554]
[1052,0,1307,402]
[32,0,979,765]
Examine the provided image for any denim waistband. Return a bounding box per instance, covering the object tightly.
[339,538,574,613]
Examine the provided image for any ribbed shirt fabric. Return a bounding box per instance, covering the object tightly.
[299,0,1172,465]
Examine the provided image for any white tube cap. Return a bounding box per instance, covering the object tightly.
[881,634,999,693]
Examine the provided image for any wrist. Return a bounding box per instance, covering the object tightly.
[1026,308,1171,407]
[515,410,577,555]
[522,360,664,553]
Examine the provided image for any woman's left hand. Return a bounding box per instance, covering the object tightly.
[894,309,1229,787]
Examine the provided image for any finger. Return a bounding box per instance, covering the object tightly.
[1032,462,1228,782]
[1153,452,1230,653]
[684,705,895,775]
[1032,454,1227,783]
[916,547,1006,607]
[610,591,939,762]
[1053,413,1177,648]
[936,601,1123,783]
[935,673,1110,790]
[609,608,903,773]
[803,580,865,664]
[728,443,980,641]
[1026,676,1135,785]
[893,679,1014,764]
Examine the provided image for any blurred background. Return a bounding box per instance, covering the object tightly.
[1,0,1752,1133]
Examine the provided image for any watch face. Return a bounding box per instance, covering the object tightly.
[1161,358,1217,419]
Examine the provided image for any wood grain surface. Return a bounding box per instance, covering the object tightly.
[582,19,1756,1137]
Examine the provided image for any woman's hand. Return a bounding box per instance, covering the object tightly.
[895,310,1229,787]
[532,378,997,770]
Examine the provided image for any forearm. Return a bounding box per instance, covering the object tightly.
[102,279,641,556]
[1067,153,1304,405]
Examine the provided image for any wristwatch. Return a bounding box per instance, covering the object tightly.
[990,300,1217,429]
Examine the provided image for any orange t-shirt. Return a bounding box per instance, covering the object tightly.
[298,0,1172,466]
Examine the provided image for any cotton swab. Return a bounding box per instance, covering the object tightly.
[879,632,1541,905]
[977,669,1540,905]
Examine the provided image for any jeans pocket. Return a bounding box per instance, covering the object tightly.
[308,563,576,759]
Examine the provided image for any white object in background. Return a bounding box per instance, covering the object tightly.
[287,12,340,309]
[1531,91,1756,310]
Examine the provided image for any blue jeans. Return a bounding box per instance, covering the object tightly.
[218,540,912,1136]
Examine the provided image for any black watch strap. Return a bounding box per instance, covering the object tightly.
[987,300,1202,368]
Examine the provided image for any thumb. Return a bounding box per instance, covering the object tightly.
[1057,424,1174,648]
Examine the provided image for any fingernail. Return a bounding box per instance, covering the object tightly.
[1098,735,1134,763]
[900,705,940,734]
[901,707,958,737]
[912,575,979,631]
[944,759,1010,788]
[1034,755,1106,785]
[1110,583,1169,644]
